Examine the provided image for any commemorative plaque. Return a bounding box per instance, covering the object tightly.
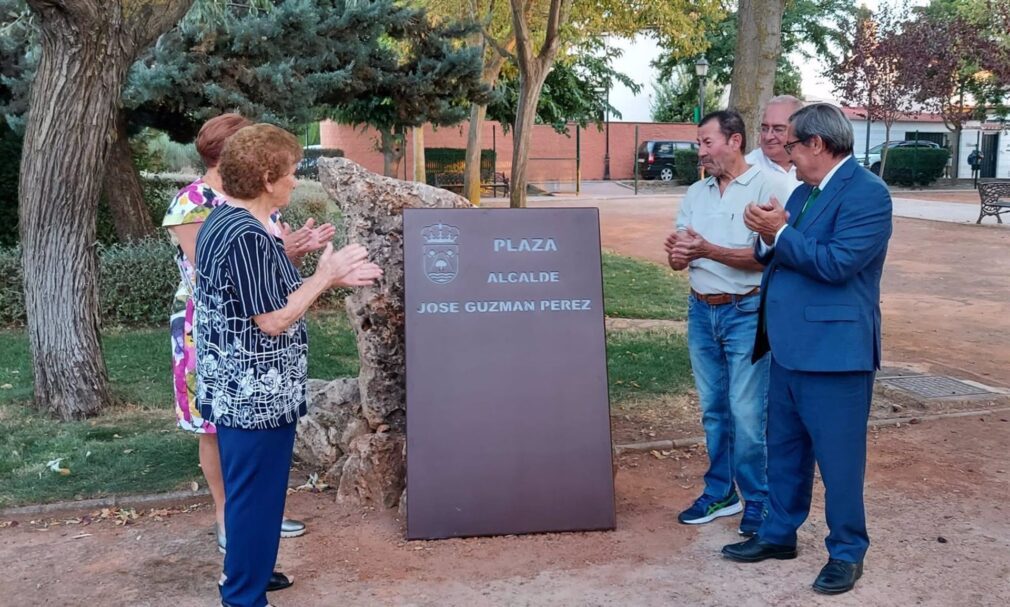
[404,208,615,540]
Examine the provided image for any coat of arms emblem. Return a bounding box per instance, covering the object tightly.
[422,223,460,284]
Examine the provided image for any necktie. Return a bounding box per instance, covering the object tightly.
[793,187,821,227]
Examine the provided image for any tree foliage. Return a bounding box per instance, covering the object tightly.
[486,39,639,134]
[649,66,721,123]
[832,3,918,174]
[654,0,855,99]
[333,10,490,175]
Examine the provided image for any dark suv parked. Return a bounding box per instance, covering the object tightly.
[637,140,698,181]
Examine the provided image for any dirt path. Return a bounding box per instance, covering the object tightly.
[2,415,1007,606]
[5,191,1008,606]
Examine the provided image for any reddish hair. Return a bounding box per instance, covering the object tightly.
[195,113,253,168]
[219,124,302,200]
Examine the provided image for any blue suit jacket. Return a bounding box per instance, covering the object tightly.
[752,156,892,372]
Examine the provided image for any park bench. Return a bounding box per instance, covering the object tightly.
[432,170,510,197]
[977,179,1010,224]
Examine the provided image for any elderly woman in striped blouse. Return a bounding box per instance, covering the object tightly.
[194,123,382,607]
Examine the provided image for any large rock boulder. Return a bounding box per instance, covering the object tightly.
[292,157,471,507]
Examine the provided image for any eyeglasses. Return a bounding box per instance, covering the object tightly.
[783,138,809,155]
[760,125,788,136]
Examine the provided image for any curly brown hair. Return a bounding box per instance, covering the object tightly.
[218,124,302,200]
[195,113,252,168]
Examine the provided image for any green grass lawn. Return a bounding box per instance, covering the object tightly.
[602,252,688,320]
[0,253,692,508]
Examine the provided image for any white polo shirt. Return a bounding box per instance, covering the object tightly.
[676,164,793,295]
[746,148,802,192]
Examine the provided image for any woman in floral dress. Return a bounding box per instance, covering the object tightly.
[163,114,334,552]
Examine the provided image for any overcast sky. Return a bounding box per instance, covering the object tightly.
[606,0,927,121]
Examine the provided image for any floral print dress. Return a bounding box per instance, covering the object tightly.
[163,179,280,433]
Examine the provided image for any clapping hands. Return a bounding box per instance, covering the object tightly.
[316,243,383,288]
[743,196,789,245]
[281,218,337,260]
[664,228,709,270]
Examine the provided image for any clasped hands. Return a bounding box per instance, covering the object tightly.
[743,196,789,245]
[664,227,710,270]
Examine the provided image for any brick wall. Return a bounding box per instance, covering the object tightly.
[319,120,697,182]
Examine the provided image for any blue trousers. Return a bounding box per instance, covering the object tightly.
[687,292,770,503]
[217,422,297,607]
[759,357,874,563]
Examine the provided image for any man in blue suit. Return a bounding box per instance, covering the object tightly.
[721,103,892,595]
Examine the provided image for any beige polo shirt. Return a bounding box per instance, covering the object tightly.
[676,164,793,295]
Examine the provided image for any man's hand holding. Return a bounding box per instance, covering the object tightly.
[672,227,711,262]
[664,231,689,270]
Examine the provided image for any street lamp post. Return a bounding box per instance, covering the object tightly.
[695,56,709,123]
[604,85,611,180]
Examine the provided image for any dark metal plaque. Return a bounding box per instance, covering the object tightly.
[404,208,615,540]
[880,376,992,399]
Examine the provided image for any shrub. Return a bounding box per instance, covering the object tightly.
[143,130,202,173]
[674,149,700,185]
[881,148,950,187]
[98,238,180,324]
[0,126,22,247]
[0,191,345,327]
[0,247,25,326]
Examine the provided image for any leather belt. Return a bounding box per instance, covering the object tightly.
[691,287,760,306]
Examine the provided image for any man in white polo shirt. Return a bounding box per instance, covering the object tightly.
[664,110,793,537]
[746,95,804,192]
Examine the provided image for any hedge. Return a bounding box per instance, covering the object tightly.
[0,188,344,327]
[881,147,951,187]
[675,149,700,185]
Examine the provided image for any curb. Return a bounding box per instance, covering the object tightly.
[612,405,1010,455]
[6,406,1009,519]
[1,488,211,519]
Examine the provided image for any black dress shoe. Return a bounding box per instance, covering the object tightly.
[722,536,798,562]
[812,559,863,594]
[267,571,294,592]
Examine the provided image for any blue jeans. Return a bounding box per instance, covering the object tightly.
[687,292,770,503]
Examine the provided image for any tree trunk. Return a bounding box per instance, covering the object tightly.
[380,128,405,178]
[20,0,195,420]
[508,0,568,208]
[951,125,962,184]
[509,64,548,208]
[104,112,156,242]
[463,103,488,204]
[412,126,426,183]
[728,0,788,153]
[463,50,510,205]
[880,122,892,178]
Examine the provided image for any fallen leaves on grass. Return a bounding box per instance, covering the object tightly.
[43,458,71,477]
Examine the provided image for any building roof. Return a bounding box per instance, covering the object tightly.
[840,106,946,123]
